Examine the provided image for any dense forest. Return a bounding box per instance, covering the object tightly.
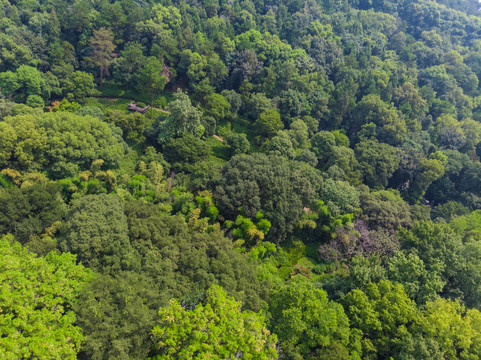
[3,0,481,358]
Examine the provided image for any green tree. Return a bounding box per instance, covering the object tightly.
[136,56,166,119]
[152,285,277,359]
[66,71,97,100]
[311,131,336,164]
[163,133,210,172]
[156,90,203,144]
[215,154,322,242]
[26,94,44,108]
[405,151,447,204]
[113,41,145,90]
[417,298,481,359]
[0,235,91,359]
[58,194,134,273]
[0,180,66,242]
[255,109,283,138]
[359,188,412,230]
[36,111,125,178]
[104,109,147,142]
[74,271,160,360]
[398,221,464,300]
[320,179,360,216]
[85,27,115,91]
[342,280,418,359]
[355,139,399,189]
[266,132,296,159]
[350,94,406,146]
[1,113,48,171]
[16,65,46,98]
[269,275,360,359]
[125,201,264,311]
[226,133,250,155]
[0,71,20,98]
[387,251,445,304]
[203,93,231,121]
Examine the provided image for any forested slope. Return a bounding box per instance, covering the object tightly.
[2,0,481,358]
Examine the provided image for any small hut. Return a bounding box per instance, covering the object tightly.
[127,102,150,114]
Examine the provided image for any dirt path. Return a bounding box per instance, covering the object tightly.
[153,107,170,114]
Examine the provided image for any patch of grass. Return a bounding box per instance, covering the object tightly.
[110,98,133,110]
[208,155,227,166]
[84,97,133,113]
[206,136,231,160]
[229,117,262,153]
[83,97,114,109]
[100,81,174,107]
[148,108,168,120]
[232,118,252,135]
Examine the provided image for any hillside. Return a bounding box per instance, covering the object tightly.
[2,0,481,358]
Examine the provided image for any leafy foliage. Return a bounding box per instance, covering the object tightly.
[152,285,277,359]
[0,235,90,359]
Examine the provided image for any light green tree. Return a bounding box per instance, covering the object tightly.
[342,280,418,359]
[255,109,283,138]
[152,285,278,359]
[0,234,91,359]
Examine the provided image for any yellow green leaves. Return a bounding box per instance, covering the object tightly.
[0,235,90,359]
[152,285,277,359]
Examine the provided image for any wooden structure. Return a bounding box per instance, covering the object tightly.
[127,102,150,114]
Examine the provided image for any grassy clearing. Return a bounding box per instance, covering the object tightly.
[205,136,230,165]
[84,97,133,112]
[100,81,174,106]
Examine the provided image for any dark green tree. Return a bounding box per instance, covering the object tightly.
[85,27,115,91]
[58,194,134,273]
[215,154,322,242]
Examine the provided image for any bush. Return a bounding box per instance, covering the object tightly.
[26,95,44,108]
[201,116,216,137]
[154,96,167,108]
[227,133,250,155]
[217,124,231,137]
[76,106,104,120]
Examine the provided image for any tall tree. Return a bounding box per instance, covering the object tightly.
[85,27,115,91]
[136,56,166,119]
[155,89,203,144]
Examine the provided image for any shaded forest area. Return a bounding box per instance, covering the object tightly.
[3,0,481,358]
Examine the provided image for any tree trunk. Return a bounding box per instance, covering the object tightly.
[151,91,154,120]
[100,65,104,91]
